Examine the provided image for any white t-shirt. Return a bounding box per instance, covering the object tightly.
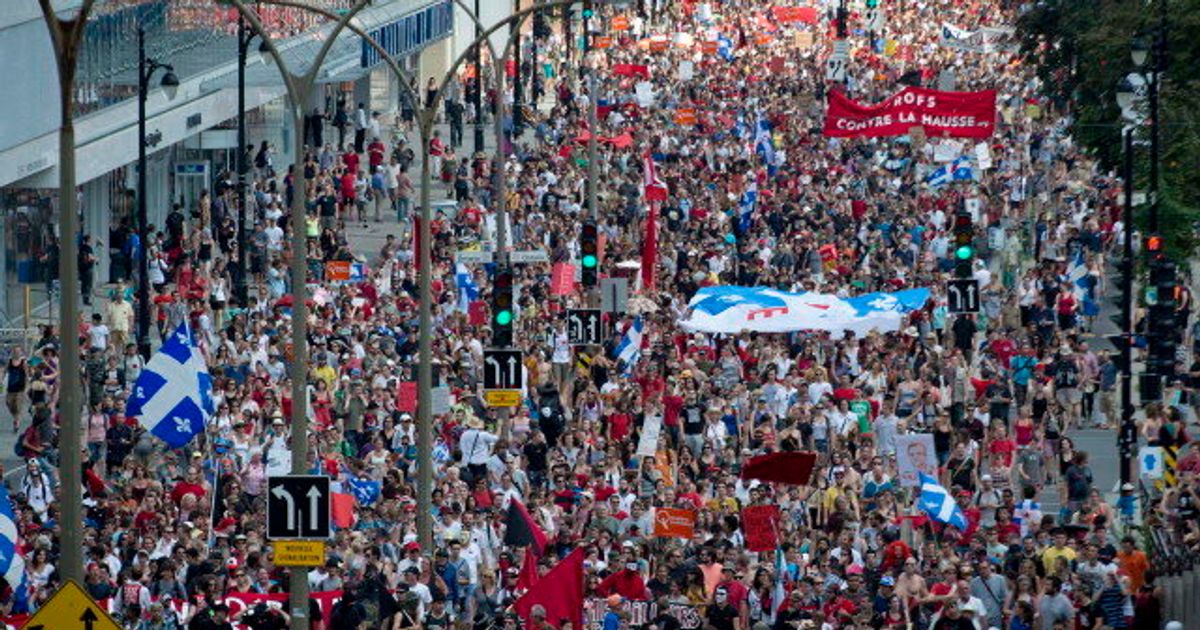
[88,324,109,351]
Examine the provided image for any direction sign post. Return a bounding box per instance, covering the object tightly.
[568,308,603,345]
[484,349,523,390]
[267,475,331,540]
[947,278,980,313]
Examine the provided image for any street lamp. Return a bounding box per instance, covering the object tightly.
[236,15,268,307]
[1131,35,1150,68]
[1116,76,1137,112]
[137,26,180,360]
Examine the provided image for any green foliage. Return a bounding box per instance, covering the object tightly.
[1017,0,1200,257]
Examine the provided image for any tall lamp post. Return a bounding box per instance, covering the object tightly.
[236,15,269,306]
[36,0,98,586]
[1114,82,1136,484]
[473,0,486,151]
[136,26,179,360]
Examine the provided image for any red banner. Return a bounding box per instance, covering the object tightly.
[823,86,996,139]
[771,6,817,24]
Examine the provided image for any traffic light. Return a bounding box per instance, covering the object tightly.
[533,11,550,39]
[581,221,599,287]
[866,0,879,7]
[492,266,514,347]
[1146,255,1177,378]
[952,209,974,278]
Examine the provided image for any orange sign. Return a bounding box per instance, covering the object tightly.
[648,37,669,52]
[594,35,614,49]
[754,33,772,46]
[653,507,696,538]
[674,107,698,126]
[325,260,351,282]
[611,15,630,31]
[700,40,718,55]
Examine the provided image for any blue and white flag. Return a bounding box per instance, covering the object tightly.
[614,316,644,374]
[0,487,28,613]
[772,549,787,617]
[733,113,750,140]
[755,116,778,176]
[1065,249,1099,316]
[925,157,973,188]
[127,322,215,449]
[717,35,735,61]
[739,183,759,233]
[456,263,479,313]
[682,286,931,336]
[917,472,969,531]
[348,477,382,506]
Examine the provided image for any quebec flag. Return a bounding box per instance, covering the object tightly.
[754,116,778,176]
[926,157,974,188]
[717,35,735,61]
[0,486,27,613]
[917,472,969,531]
[456,262,479,313]
[348,477,382,506]
[614,316,644,375]
[127,322,215,449]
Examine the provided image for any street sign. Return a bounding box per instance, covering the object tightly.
[600,277,629,313]
[455,250,493,264]
[24,579,120,630]
[267,475,331,540]
[274,540,327,567]
[510,249,550,263]
[568,308,603,345]
[484,390,522,407]
[947,278,980,313]
[484,349,523,390]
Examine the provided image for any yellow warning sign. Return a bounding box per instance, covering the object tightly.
[25,579,121,630]
[484,389,521,407]
[274,540,327,566]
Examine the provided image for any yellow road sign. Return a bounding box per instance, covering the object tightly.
[274,540,326,567]
[25,579,120,630]
[484,389,521,407]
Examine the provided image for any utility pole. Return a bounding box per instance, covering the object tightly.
[137,27,151,361]
[236,15,258,307]
[513,0,523,134]
[1147,0,1165,236]
[37,0,98,586]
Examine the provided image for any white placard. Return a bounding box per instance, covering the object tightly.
[431,385,451,415]
[635,81,655,107]
[975,142,993,170]
[895,434,938,487]
[678,60,694,82]
[637,414,663,457]
[933,139,964,162]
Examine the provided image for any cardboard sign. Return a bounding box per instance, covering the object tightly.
[674,107,698,126]
[648,37,669,52]
[468,300,487,326]
[637,414,663,457]
[611,15,630,31]
[551,263,576,295]
[396,381,418,413]
[653,507,697,538]
[895,434,938,487]
[794,31,814,49]
[595,35,614,49]
[741,505,781,552]
[679,60,695,81]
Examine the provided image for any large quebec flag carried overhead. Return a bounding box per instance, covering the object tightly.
[127,322,215,449]
[679,286,930,336]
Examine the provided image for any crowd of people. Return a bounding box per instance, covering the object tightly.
[2,0,1199,629]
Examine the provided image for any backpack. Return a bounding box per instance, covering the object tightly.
[14,424,36,458]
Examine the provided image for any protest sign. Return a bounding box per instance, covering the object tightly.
[896,434,938,487]
[637,414,663,457]
[396,381,418,413]
[742,505,781,552]
[653,507,697,538]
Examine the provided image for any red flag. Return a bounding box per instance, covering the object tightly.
[739,452,818,486]
[331,492,355,528]
[517,547,540,591]
[503,498,548,555]
[643,153,667,201]
[412,215,424,275]
[641,202,658,292]
[515,549,585,628]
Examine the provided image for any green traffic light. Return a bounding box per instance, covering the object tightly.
[955,245,973,260]
[582,254,598,269]
[495,310,513,326]
[582,8,593,18]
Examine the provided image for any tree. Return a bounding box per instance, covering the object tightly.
[1017,0,1200,255]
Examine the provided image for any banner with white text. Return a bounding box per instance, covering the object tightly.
[823,86,996,139]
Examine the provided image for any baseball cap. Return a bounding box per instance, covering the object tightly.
[880,575,896,587]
